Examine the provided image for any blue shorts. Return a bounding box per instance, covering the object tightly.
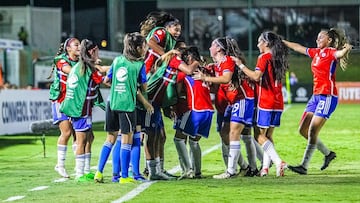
[71,116,92,132]
[305,94,338,119]
[52,101,69,125]
[138,105,164,132]
[179,110,214,138]
[230,98,254,126]
[256,109,282,128]
[216,105,232,132]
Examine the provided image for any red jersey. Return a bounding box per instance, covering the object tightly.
[56,58,76,103]
[240,78,255,99]
[215,55,244,105]
[307,47,338,96]
[144,28,167,74]
[81,70,103,116]
[178,72,214,112]
[255,52,283,110]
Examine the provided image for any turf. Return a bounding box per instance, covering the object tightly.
[0,104,359,203]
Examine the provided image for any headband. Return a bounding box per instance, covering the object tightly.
[64,37,76,52]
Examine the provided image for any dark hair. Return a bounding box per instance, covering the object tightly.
[259,31,289,81]
[214,36,247,87]
[123,32,146,61]
[178,46,202,64]
[79,39,97,73]
[140,11,180,37]
[326,28,350,70]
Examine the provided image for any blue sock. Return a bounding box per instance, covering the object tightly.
[131,132,141,176]
[120,143,132,178]
[112,135,121,176]
[97,141,113,173]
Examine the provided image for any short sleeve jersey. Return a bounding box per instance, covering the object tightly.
[144,28,167,74]
[255,52,283,110]
[178,73,214,112]
[306,47,338,96]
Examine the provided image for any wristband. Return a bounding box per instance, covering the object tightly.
[239,64,245,70]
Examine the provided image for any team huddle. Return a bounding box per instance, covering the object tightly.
[49,11,353,183]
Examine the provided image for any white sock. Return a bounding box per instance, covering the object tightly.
[301,144,316,169]
[75,154,85,178]
[262,151,271,169]
[84,153,91,174]
[228,141,241,174]
[242,134,257,170]
[262,140,282,166]
[316,138,330,156]
[57,144,67,167]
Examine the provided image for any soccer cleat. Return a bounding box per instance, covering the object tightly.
[276,161,287,177]
[94,171,103,183]
[213,171,237,179]
[75,174,91,182]
[238,166,250,176]
[163,170,179,178]
[54,165,70,178]
[85,172,95,180]
[288,165,307,175]
[143,168,149,178]
[321,151,336,171]
[149,172,172,181]
[244,167,259,177]
[133,175,148,182]
[112,175,120,183]
[120,177,136,184]
[260,168,269,177]
[177,170,194,180]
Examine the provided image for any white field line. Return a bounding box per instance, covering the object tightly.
[112,143,221,203]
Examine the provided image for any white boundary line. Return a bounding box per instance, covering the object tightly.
[112,143,222,203]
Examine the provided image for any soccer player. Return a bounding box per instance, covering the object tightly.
[233,31,289,177]
[139,11,182,179]
[107,32,153,184]
[49,37,80,178]
[283,28,352,175]
[194,37,258,178]
[60,39,105,182]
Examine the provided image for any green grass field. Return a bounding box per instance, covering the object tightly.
[0,104,360,203]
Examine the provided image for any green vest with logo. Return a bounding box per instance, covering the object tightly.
[110,56,144,112]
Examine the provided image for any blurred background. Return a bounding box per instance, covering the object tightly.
[0,0,359,88]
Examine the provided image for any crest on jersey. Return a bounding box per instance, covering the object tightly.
[67,75,78,88]
[116,67,128,82]
[156,30,163,36]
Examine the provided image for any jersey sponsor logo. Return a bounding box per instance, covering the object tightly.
[116,67,128,82]
[59,59,66,63]
[67,75,78,88]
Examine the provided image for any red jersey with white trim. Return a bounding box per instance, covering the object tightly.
[144,28,167,74]
[81,70,103,116]
[255,52,283,110]
[56,58,76,103]
[178,72,214,112]
[306,47,338,96]
[216,55,244,105]
[240,78,255,99]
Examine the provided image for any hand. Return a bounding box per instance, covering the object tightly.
[343,43,353,50]
[230,56,243,66]
[192,70,204,81]
[144,102,154,115]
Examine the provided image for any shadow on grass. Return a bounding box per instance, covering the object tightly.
[0,137,38,150]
